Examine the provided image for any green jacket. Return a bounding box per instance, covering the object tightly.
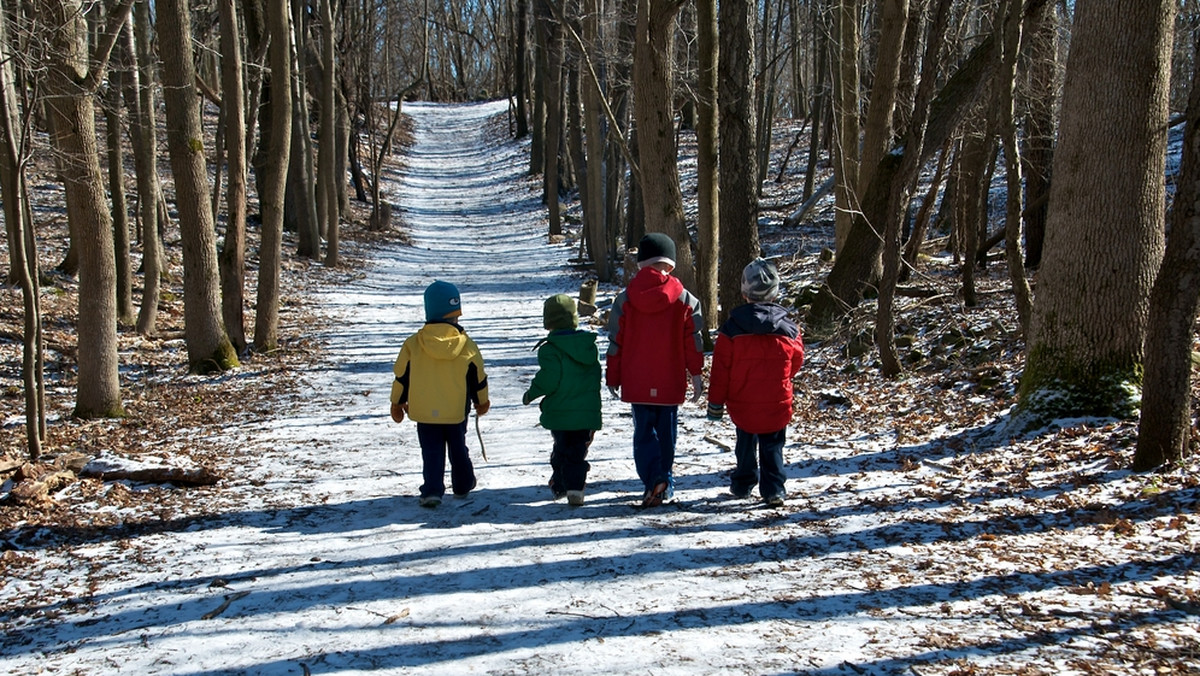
[524,329,602,431]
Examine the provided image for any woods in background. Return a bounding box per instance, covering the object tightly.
[0,0,1196,469]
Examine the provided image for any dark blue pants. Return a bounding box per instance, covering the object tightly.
[731,426,787,499]
[631,404,677,491]
[417,421,476,498]
[549,429,593,492]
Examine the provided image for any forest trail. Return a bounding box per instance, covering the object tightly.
[5,101,1189,675]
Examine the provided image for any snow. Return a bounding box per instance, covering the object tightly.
[2,100,1198,675]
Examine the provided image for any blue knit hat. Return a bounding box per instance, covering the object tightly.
[424,280,462,321]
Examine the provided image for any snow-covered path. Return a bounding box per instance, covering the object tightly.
[5,100,1195,675]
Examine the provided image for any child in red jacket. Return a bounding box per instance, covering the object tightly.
[706,258,804,507]
[606,233,706,507]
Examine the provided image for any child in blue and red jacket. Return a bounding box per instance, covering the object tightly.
[606,233,706,508]
[706,258,804,507]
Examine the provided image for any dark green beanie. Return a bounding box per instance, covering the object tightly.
[544,294,579,331]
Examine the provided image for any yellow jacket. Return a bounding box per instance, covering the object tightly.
[391,322,489,424]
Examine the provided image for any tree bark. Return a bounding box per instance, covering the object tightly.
[158,0,239,374]
[254,0,294,352]
[831,0,860,251]
[218,0,249,352]
[695,0,718,329]
[1019,0,1174,423]
[130,0,164,337]
[1136,36,1200,469]
[39,0,133,418]
[717,0,758,323]
[634,0,696,292]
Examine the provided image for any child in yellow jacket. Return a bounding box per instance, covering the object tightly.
[390,280,491,508]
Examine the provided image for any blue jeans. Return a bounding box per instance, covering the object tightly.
[731,426,787,499]
[631,404,677,492]
[417,421,476,498]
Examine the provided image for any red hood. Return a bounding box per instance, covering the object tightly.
[626,267,684,314]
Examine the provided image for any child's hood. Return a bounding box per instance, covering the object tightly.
[725,302,800,339]
[417,322,474,360]
[544,330,599,365]
[626,267,684,314]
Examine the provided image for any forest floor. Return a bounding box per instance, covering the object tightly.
[0,100,1198,674]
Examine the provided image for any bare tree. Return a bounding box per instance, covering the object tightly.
[254,0,295,352]
[1136,31,1200,471]
[717,0,758,323]
[218,0,249,352]
[157,0,239,374]
[0,5,45,457]
[632,0,696,291]
[37,0,134,417]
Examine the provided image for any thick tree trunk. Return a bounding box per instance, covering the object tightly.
[717,0,758,323]
[157,0,238,374]
[1135,36,1200,470]
[634,0,696,292]
[1019,0,1173,424]
[40,0,126,418]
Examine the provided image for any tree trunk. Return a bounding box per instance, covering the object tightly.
[717,0,758,323]
[695,0,718,329]
[158,0,239,374]
[831,0,860,251]
[579,0,610,281]
[0,8,45,457]
[130,0,163,337]
[536,0,564,237]
[807,20,997,332]
[40,0,130,418]
[319,0,339,266]
[995,0,1033,335]
[254,0,294,352]
[288,0,320,260]
[1021,0,1057,270]
[1019,0,1173,423]
[1136,32,1200,470]
[218,0,249,353]
[105,60,134,326]
[634,0,696,292]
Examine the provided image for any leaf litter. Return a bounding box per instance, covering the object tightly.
[0,100,1196,674]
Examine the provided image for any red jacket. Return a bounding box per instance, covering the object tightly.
[606,267,705,405]
[708,302,804,433]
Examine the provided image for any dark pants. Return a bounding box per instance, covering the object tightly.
[417,421,476,498]
[631,404,677,491]
[731,426,787,499]
[549,429,594,492]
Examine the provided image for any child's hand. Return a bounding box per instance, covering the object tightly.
[390,402,407,423]
[476,400,491,416]
[706,402,724,422]
[690,374,706,403]
[608,385,620,399]
[521,392,532,405]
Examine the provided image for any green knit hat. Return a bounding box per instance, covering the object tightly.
[543,294,579,331]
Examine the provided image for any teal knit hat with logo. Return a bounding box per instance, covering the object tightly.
[424,280,462,321]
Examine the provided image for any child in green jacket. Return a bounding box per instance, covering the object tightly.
[522,294,602,506]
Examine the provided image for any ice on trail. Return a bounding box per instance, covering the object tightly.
[6,100,1183,676]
